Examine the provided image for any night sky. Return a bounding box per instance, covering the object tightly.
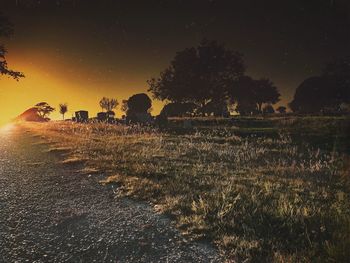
[0,0,349,123]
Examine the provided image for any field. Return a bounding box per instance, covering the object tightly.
[23,116,350,262]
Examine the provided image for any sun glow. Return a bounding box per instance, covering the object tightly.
[0,123,16,134]
[0,55,163,127]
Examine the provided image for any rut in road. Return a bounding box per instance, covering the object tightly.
[0,127,221,262]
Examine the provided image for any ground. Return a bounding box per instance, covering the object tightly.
[0,125,221,262]
[1,116,350,262]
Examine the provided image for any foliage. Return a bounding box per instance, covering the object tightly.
[34,102,55,118]
[126,93,152,115]
[253,78,280,112]
[59,103,68,120]
[0,13,24,80]
[230,76,280,114]
[148,39,245,115]
[160,102,197,117]
[290,57,350,114]
[121,99,128,113]
[99,97,119,112]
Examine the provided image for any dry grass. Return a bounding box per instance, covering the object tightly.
[23,121,350,262]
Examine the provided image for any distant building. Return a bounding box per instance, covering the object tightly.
[75,110,89,122]
[97,111,115,123]
[97,112,107,122]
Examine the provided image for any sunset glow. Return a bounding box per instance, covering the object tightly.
[0,54,163,126]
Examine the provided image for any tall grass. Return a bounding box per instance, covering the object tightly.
[25,121,350,262]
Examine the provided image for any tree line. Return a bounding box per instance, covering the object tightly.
[149,39,349,116]
[2,12,349,117]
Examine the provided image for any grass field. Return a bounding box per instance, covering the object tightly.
[23,116,350,262]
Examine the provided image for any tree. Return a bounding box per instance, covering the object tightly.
[160,102,196,117]
[289,76,346,114]
[121,99,128,113]
[254,78,280,112]
[323,57,350,105]
[235,100,258,116]
[35,102,55,119]
[59,103,68,120]
[290,58,350,114]
[276,106,287,114]
[0,13,24,80]
[99,97,119,112]
[229,76,280,114]
[126,93,152,115]
[148,39,245,115]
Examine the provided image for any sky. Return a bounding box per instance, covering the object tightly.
[0,0,349,125]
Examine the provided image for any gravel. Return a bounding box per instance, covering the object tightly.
[0,128,222,263]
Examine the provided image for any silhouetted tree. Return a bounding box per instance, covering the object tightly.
[121,99,128,113]
[59,103,68,120]
[289,76,347,114]
[276,106,287,114]
[160,102,196,117]
[254,78,280,112]
[0,13,24,80]
[229,76,280,114]
[236,100,258,116]
[323,57,350,105]
[229,76,258,115]
[290,58,350,114]
[126,93,152,114]
[99,97,119,112]
[148,39,245,116]
[125,93,153,123]
[35,102,55,119]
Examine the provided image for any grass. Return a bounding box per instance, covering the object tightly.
[23,119,350,262]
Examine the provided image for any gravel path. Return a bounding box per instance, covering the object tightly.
[0,126,222,263]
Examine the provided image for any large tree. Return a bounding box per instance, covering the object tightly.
[322,57,350,105]
[35,102,55,119]
[0,13,24,80]
[229,76,280,114]
[126,93,152,115]
[148,39,245,116]
[253,78,280,112]
[290,57,350,114]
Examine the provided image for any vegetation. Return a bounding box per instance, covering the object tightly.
[34,102,55,119]
[59,103,68,120]
[99,97,119,112]
[0,13,24,80]
[148,39,245,116]
[25,117,350,262]
[289,57,350,114]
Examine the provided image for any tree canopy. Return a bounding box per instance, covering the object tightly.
[290,57,350,114]
[229,76,280,115]
[160,102,197,117]
[126,93,152,115]
[0,13,24,80]
[148,39,245,115]
[35,102,55,119]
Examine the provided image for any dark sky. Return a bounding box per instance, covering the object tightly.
[1,0,350,112]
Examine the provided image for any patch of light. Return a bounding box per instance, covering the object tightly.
[0,123,16,134]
